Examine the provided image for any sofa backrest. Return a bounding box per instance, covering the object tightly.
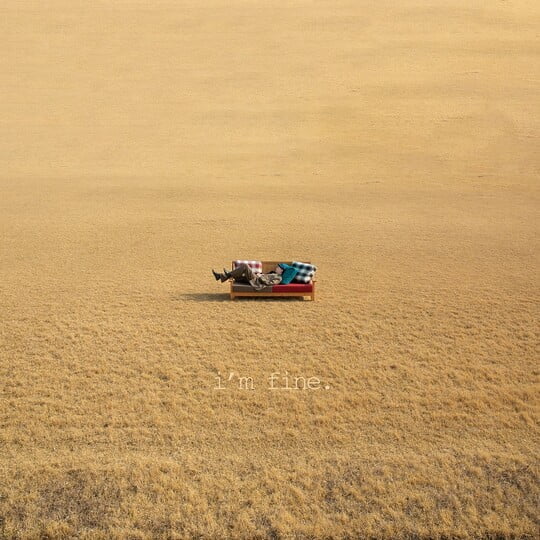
[232,261,311,273]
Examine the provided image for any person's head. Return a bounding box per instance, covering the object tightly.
[274,264,284,275]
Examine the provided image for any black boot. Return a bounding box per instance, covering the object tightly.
[223,268,232,278]
[212,269,221,281]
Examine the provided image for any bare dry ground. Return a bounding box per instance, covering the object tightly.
[1,1,539,538]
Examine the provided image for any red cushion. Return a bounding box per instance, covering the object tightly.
[272,283,313,293]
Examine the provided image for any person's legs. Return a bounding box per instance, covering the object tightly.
[212,263,254,282]
[227,263,255,281]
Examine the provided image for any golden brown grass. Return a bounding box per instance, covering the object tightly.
[1,1,539,538]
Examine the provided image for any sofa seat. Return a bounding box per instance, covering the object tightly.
[272,283,313,293]
[231,283,273,293]
[231,282,313,293]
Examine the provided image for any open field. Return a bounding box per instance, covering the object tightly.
[1,1,539,538]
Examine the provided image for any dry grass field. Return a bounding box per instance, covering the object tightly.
[1,1,539,538]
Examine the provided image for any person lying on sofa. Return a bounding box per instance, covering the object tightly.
[212,263,297,291]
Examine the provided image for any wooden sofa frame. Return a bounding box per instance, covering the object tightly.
[230,261,316,301]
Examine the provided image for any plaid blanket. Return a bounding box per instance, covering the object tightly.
[292,261,317,283]
[232,260,263,274]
